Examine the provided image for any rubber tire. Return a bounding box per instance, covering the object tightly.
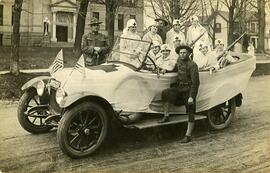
[17,89,52,134]
[207,98,236,130]
[57,102,108,158]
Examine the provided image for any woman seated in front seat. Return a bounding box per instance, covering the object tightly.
[156,44,177,74]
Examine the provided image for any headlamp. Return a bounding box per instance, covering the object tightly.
[36,81,45,96]
[56,87,66,104]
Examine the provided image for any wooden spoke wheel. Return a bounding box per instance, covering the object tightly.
[207,98,236,130]
[17,89,52,134]
[57,102,108,158]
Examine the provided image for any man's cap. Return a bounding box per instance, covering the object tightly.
[175,45,193,54]
[161,44,171,52]
[173,19,182,25]
[190,15,199,22]
[215,39,224,45]
[127,19,137,27]
[154,17,168,26]
[89,17,102,25]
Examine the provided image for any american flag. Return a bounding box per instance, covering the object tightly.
[74,55,86,78]
[49,49,64,75]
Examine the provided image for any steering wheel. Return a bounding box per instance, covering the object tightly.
[141,55,157,71]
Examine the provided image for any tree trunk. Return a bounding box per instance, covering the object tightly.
[257,0,265,53]
[10,0,23,75]
[105,2,115,47]
[212,13,217,46]
[73,0,89,57]
[174,0,180,19]
[227,6,235,46]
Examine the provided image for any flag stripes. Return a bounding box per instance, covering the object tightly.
[74,55,86,77]
[49,49,64,75]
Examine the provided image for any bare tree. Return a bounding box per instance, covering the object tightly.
[105,0,120,47]
[10,0,23,75]
[73,0,90,57]
[148,0,200,26]
[200,0,221,46]
[257,0,266,53]
[220,0,254,45]
[221,0,237,45]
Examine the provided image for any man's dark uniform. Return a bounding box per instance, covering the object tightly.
[81,20,110,66]
[155,18,170,44]
[162,47,200,122]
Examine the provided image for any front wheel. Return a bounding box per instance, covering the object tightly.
[57,102,108,158]
[207,98,236,130]
[17,89,52,134]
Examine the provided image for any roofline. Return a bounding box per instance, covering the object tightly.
[51,0,77,7]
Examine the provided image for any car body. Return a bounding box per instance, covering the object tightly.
[17,38,256,158]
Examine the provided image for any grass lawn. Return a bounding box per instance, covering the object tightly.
[0,47,78,71]
[252,63,270,76]
[0,72,49,100]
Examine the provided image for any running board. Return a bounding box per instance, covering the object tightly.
[123,115,206,129]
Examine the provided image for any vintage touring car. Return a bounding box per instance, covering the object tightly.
[17,38,256,158]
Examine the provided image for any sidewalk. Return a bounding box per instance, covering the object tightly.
[0,69,49,75]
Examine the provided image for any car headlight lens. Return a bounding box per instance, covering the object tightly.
[56,88,66,104]
[36,81,45,96]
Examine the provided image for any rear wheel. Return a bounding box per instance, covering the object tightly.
[207,98,236,130]
[57,102,108,158]
[17,89,52,134]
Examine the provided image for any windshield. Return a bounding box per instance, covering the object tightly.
[107,37,152,69]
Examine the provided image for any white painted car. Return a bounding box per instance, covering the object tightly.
[17,38,255,158]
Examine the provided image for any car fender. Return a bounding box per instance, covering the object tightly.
[59,91,104,108]
[21,76,52,91]
[209,83,241,108]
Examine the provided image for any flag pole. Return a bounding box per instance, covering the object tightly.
[62,65,75,88]
[62,54,85,88]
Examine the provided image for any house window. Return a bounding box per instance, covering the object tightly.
[0,33,2,46]
[215,23,221,33]
[11,5,14,25]
[92,12,99,20]
[0,5,3,26]
[121,0,136,7]
[130,15,136,20]
[251,22,256,33]
[90,0,103,4]
[118,14,124,31]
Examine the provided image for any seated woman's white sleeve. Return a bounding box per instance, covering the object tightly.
[226,54,237,63]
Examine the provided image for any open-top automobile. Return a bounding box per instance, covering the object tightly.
[17,37,256,158]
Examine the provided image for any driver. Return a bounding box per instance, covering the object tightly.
[159,45,200,144]
[148,40,162,63]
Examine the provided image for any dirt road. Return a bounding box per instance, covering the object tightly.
[1,76,270,173]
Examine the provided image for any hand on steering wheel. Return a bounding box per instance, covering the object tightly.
[141,56,157,71]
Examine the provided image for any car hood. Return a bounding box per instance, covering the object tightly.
[52,63,136,100]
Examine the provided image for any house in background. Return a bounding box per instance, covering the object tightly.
[0,0,143,46]
[204,9,270,51]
